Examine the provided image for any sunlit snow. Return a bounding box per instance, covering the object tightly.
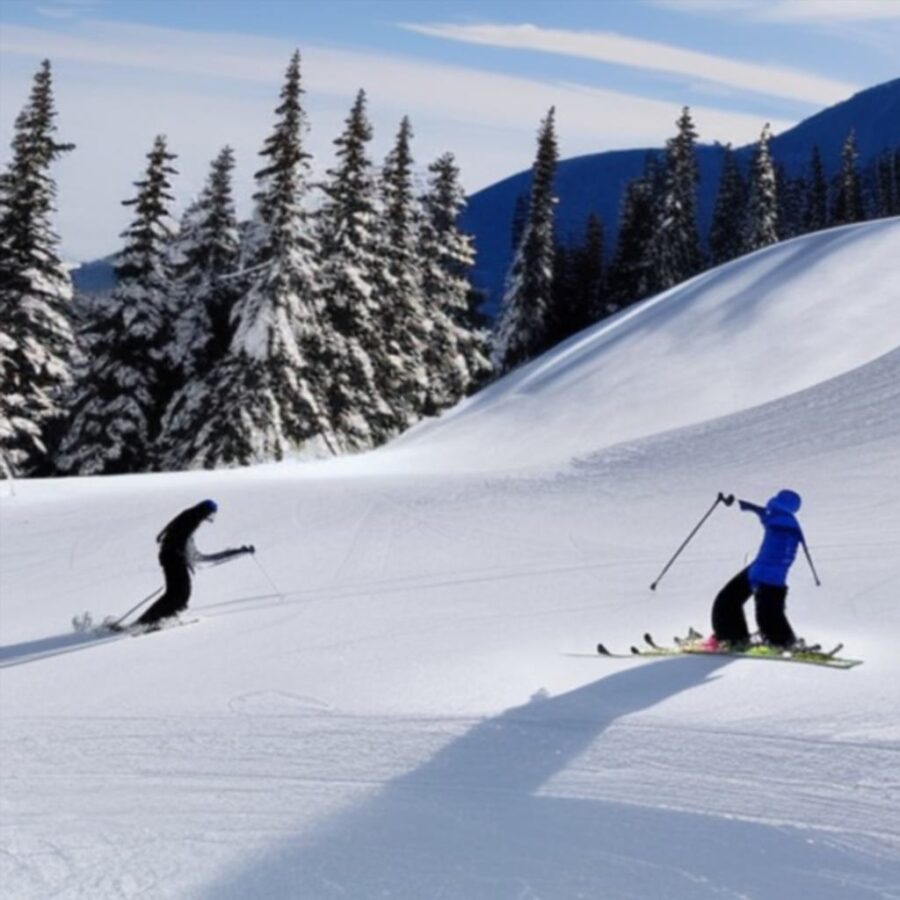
[1,218,899,899]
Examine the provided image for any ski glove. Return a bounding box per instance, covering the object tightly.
[718,492,736,507]
[241,545,256,555]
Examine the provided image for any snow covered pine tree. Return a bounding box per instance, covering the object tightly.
[641,106,703,296]
[316,89,395,451]
[419,152,492,414]
[0,60,75,477]
[56,135,178,475]
[156,146,241,469]
[171,51,333,467]
[494,107,559,374]
[373,116,431,428]
[831,130,865,226]
[743,124,779,254]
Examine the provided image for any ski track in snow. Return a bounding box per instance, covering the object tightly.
[2,220,900,898]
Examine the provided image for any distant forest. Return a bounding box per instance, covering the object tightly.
[496,109,900,373]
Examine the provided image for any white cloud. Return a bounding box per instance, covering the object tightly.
[402,21,858,106]
[0,20,800,137]
[0,20,797,261]
[36,7,85,20]
[654,0,900,21]
[36,0,103,19]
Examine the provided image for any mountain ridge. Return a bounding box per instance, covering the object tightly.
[461,77,900,312]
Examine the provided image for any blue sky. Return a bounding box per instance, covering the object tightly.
[1,0,898,261]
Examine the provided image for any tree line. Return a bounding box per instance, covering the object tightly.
[3,60,898,477]
[0,55,492,477]
[496,108,900,374]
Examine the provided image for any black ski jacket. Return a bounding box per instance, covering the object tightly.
[157,503,244,572]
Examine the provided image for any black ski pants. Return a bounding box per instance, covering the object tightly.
[711,567,796,647]
[136,552,192,626]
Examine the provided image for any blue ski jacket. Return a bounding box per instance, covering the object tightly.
[740,490,805,588]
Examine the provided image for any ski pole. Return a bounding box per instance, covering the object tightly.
[801,541,822,587]
[650,493,731,590]
[111,585,163,628]
[251,553,286,601]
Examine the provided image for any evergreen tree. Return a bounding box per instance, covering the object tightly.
[510,193,528,251]
[184,51,331,467]
[573,212,605,321]
[777,164,806,240]
[709,144,746,266]
[874,153,892,218]
[546,240,575,348]
[375,116,430,426]
[317,89,394,451]
[0,60,75,476]
[419,152,492,414]
[875,148,899,217]
[57,135,178,475]
[742,123,779,253]
[802,144,828,234]
[548,212,605,344]
[894,149,900,215]
[641,107,702,295]
[494,107,558,373]
[831,130,865,225]
[606,155,660,310]
[157,146,241,469]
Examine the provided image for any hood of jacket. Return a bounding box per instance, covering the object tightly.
[766,489,802,515]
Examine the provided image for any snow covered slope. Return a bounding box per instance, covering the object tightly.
[1,220,899,899]
[389,218,900,471]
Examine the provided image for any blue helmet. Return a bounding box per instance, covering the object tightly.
[768,489,801,514]
[200,499,218,516]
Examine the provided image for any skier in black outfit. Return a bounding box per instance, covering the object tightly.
[136,500,253,627]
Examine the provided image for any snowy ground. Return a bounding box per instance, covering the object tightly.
[2,219,899,899]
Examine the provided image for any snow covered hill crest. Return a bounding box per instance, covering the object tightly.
[391,217,900,472]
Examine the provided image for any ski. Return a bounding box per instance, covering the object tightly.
[127,618,200,637]
[73,613,199,638]
[595,641,670,659]
[105,617,199,637]
[596,632,862,668]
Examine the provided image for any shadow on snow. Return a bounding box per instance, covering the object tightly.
[204,656,892,899]
[0,629,124,668]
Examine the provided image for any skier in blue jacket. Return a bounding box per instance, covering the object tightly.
[710,489,807,649]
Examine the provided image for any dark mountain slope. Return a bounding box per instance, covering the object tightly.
[462,79,900,313]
